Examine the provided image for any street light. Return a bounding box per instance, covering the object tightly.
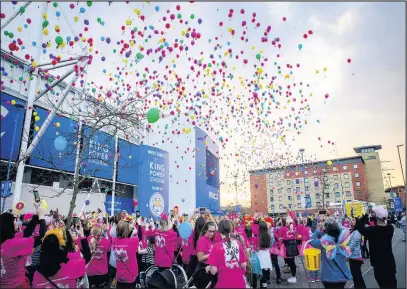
[396,145,405,187]
[299,148,305,212]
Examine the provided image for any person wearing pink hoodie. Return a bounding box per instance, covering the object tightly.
[279,213,299,284]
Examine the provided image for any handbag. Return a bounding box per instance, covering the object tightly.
[269,245,280,256]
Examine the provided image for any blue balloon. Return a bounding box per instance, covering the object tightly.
[56,11,60,17]
[155,5,159,12]
[32,41,36,46]
[54,136,67,151]
[66,36,71,42]
[80,7,85,13]
[179,222,193,239]
[24,24,28,28]
[298,44,303,50]
[101,36,105,41]
[198,18,202,24]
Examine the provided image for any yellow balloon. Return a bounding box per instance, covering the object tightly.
[35,126,39,131]
[35,116,40,121]
[17,27,22,32]
[11,99,16,105]
[327,160,333,166]
[126,19,132,26]
[46,42,51,48]
[74,16,79,22]
[33,112,37,116]
[324,67,327,72]
[55,25,60,31]
[42,13,47,19]
[55,122,60,127]
[43,28,48,36]
[41,199,48,210]
[316,70,319,74]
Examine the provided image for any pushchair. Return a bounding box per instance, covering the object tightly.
[140,265,212,289]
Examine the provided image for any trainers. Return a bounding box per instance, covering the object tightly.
[110,278,117,289]
[315,278,320,282]
[287,277,297,284]
[283,267,291,273]
[307,278,314,283]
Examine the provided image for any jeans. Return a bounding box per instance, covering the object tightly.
[309,270,320,279]
[349,259,366,289]
[402,225,406,241]
[270,254,281,280]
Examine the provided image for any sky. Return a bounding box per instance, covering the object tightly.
[1,2,405,207]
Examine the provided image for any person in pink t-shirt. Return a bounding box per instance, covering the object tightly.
[154,218,177,270]
[86,225,111,287]
[187,216,206,278]
[33,229,87,288]
[1,212,35,289]
[206,219,247,288]
[112,220,139,289]
[195,221,216,289]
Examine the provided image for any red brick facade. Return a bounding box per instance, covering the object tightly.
[250,174,268,214]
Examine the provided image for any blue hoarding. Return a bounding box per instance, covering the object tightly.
[30,106,77,172]
[1,180,12,198]
[195,127,220,211]
[393,197,403,212]
[306,195,312,208]
[117,139,140,185]
[81,126,115,180]
[105,194,134,215]
[1,93,25,161]
[138,145,169,217]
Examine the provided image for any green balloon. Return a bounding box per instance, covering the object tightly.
[53,2,58,7]
[146,108,160,123]
[55,36,63,45]
[19,76,23,81]
[42,20,49,28]
[113,49,116,53]
[19,6,25,14]
[97,17,101,23]
[87,1,92,7]
[256,53,261,60]
[4,31,9,36]
[92,88,96,93]
[8,32,14,38]
[177,13,182,19]
[190,14,195,19]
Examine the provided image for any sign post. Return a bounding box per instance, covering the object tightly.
[1,180,12,213]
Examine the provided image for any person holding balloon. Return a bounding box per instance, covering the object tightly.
[154,214,177,271]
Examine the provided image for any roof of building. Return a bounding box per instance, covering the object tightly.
[385,186,405,192]
[249,155,364,175]
[353,145,382,153]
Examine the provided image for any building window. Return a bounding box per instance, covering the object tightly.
[326,201,330,207]
[325,193,330,198]
[333,166,338,171]
[278,181,282,187]
[287,188,291,193]
[344,173,349,179]
[297,202,302,207]
[346,191,351,197]
[335,183,340,189]
[357,190,362,197]
[316,201,321,207]
[255,201,258,205]
[297,195,301,200]
[316,193,320,200]
[270,189,274,195]
[355,172,360,178]
[353,164,358,169]
[304,170,308,175]
[345,182,350,188]
[356,182,361,187]
[296,187,300,193]
[279,204,284,210]
[322,167,327,172]
[288,204,292,209]
[279,196,283,201]
[343,165,348,170]
[288,196,292,201]
[277,173,281,178]
[333,174,338,180]
[270,197,274,202]
[313,169,317,174]
[295,172,299,176]
[271,205,275,210]
[305,186,309,191]
[286,173,290,177]
[286,180,291,185]
[278,188,283,194]
[295,179,300,184]
[323,176,328,181]
[304,178,309,183]
[335,192,340,198]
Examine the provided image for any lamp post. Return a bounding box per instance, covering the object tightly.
[299,148,305,212]
[396,145,405,187]
[387,173,393,196]
[2,102,25,213]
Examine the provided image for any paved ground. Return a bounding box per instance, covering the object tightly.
[266,227,405,288]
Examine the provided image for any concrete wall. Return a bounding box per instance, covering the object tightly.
[361,151,386,204]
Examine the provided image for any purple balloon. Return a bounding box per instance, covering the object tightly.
[85,199,90,205]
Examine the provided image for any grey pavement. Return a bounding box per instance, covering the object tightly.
[267,227,405,289]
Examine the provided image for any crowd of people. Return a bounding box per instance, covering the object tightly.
[0,198,403,289]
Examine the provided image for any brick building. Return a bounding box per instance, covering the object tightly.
[250,145,386,214]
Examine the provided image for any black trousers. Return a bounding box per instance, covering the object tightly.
[322,281,346,288]
[362,239,370,258]
[117,280,137,289]
[349,259,366,289]
[270,254,281,280]
[260,269,270,287]
[88,274,109,288]
[286,257,296,277]
[373,266,397,289]
[187,255,199,279]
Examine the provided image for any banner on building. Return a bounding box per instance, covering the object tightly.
[1,93,26,161]
[117,139,140,185]
[346,202,363,218]
[138,145,169,217]
[393,197,403,212]
[30,106,77,172]
[81,126,115,180]
[105,194,133,215]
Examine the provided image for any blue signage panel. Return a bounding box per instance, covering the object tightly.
[1,180,13,198]
[195,127,220,211]
[1,93,25,161]
[117,139,140,185]
[393,197,403,212]
[138,145,169,217]
[30,106,77,172]
[81,126,115,180]
[105,194,134,215]
[306,195,312,208]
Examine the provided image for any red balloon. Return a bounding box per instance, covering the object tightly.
[219,22,223,26]
[240,9,245,14]
[324,93,329,99]
[347,58,351,63]
[308,30,313,35]
[303,34,308,39]
[176,5,181,10]
[282,17,287,21]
